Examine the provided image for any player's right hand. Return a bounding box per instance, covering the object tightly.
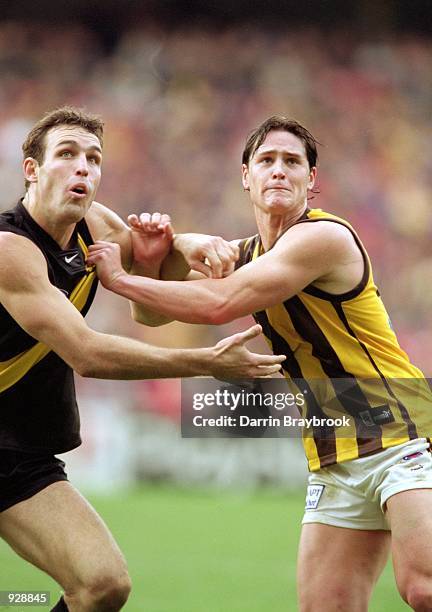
[208,324,285,379]
[87,241,126,290]
[172,233,239,279]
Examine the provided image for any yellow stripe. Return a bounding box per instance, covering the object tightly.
[243,236,254,250]
[335,436,359,465]
[78,233,95,273]
[0,235,96,393]
[252,239,260,259]
[382,436,410,450]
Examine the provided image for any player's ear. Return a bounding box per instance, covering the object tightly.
[307,166,317,190]
[23,157,39,184]
[242,164,250,191]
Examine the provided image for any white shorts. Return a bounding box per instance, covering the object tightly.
[302,438,432,531]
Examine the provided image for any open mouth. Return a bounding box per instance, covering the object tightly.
[69,185,88,197]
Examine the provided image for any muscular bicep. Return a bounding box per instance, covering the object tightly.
[186,243,298,296]
[0,233,96,369]
[220,250,315,314]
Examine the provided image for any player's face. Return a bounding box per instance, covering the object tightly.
[242,130,316,216]
[31,125,102,222]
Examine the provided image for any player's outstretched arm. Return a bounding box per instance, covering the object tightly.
[0,233,284,379]
[87,221,359,325]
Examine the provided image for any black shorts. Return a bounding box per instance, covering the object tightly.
[0,449,68,513]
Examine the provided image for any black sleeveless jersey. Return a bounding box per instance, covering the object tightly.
[0,201,98,453]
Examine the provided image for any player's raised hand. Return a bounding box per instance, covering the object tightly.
[87,241,126,289]
[128,212,174,268]
[209,324,285,379]
[173,233,239,278]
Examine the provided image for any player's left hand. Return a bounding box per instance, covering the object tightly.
[128,212,174,269]
[173,233,239,278]
[87,241,126,289]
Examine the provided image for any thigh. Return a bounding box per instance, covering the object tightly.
[297,523,390,612]
[0,480,127,592]
[0,449,67,512]
[387,489,432,592]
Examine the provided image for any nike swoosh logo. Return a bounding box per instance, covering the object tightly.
[65,253,79,264]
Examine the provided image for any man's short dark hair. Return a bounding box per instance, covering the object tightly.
[242,116,319,169]
[22,106,104,188]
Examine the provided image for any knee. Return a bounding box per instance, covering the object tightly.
[90,570,132,610]
[68,568,132,611]
[403,582,432,612]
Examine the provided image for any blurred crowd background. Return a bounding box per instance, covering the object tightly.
[1,1,431,488]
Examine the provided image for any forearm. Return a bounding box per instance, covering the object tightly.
[160,244,190,280]
[110,274,228,324]
[129,260,173,326]
[74,330,212,378]
[132,241,192,325]
[127,231,190,325]
[129,302,173,326]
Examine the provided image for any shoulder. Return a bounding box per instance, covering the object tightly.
[276,219,360,260]
[0,232,47,288]
[0,203,27,237]
[0,230,41,254]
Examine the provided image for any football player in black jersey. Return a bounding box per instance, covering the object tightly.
[0,107,285,612]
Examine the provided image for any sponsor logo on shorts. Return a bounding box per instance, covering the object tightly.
[305,484,325,510]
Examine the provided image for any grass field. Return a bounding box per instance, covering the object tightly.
[0,486,410,611]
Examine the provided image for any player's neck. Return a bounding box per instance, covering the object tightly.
[255,203,307,251]
[22,193,76,249]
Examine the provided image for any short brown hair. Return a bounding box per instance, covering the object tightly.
[22,106,104,188]
[242,116,319,169]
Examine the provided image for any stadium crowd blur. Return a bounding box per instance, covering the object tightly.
[1,21,432,433]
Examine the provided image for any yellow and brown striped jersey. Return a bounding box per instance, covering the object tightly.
[237,208,432,471]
